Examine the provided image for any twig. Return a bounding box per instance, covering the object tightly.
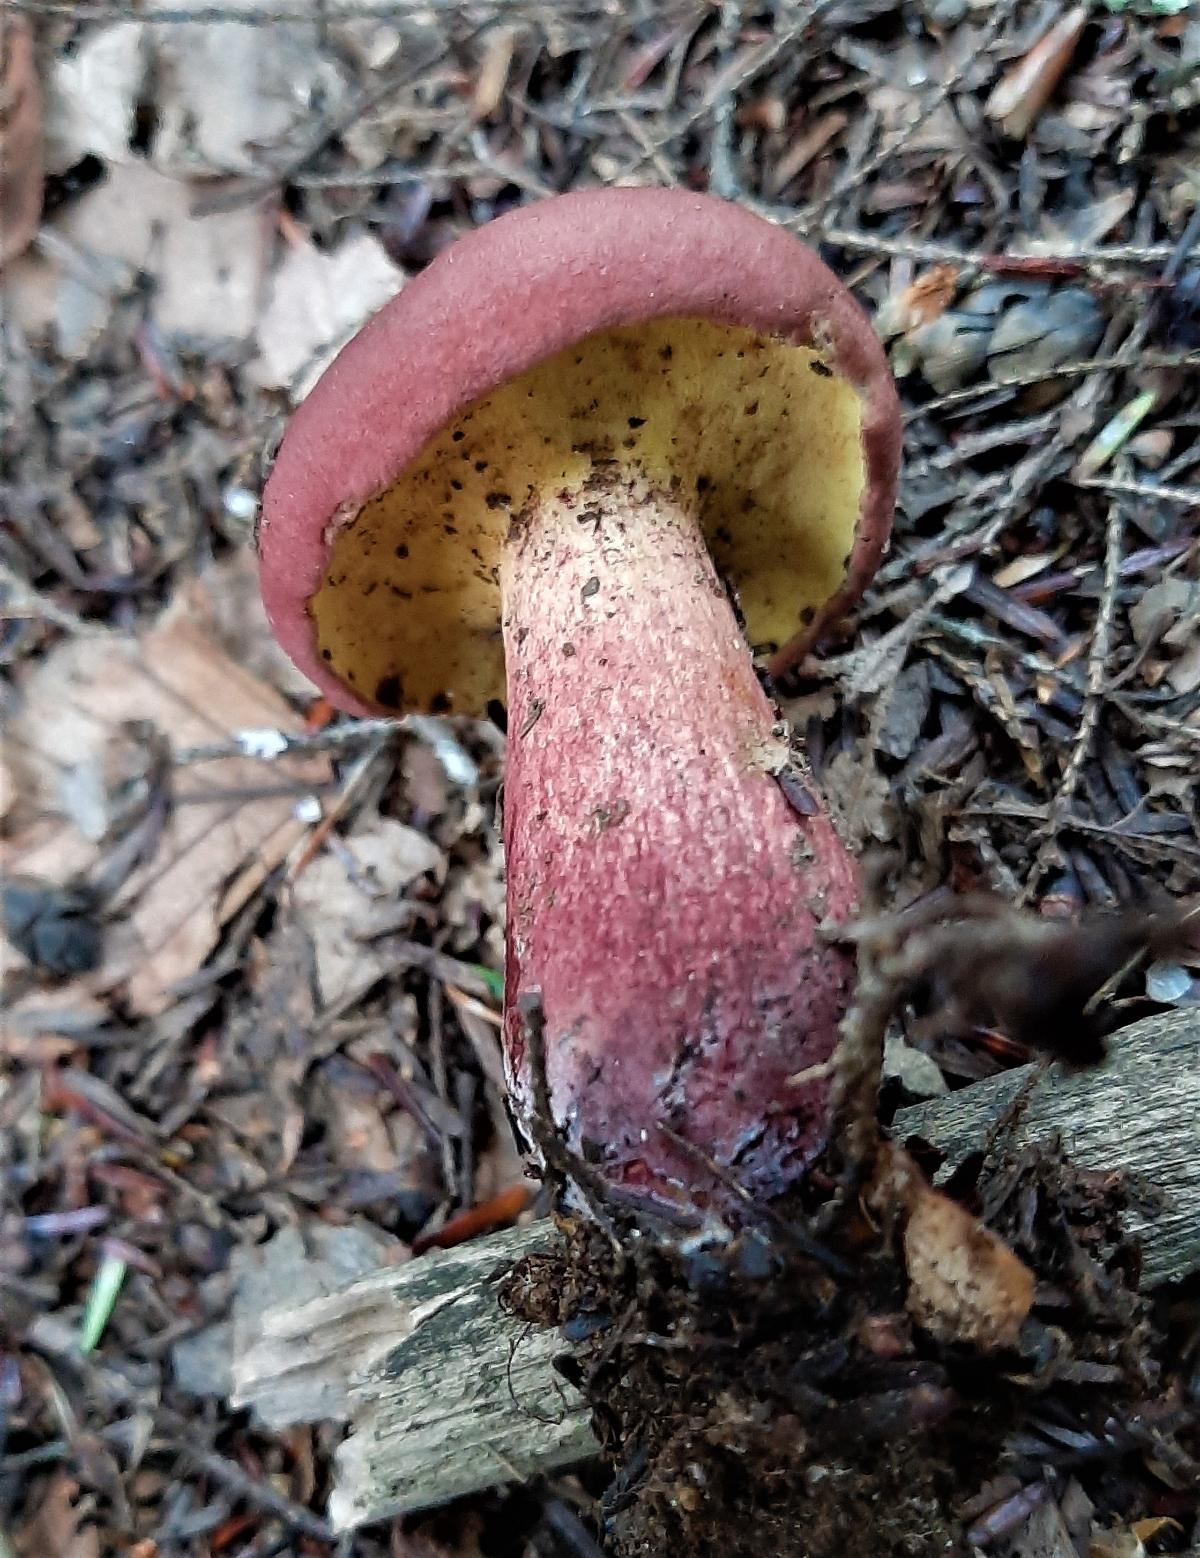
[285,735,390,882]
[1042,500,1125,831]
[962,802,1200,864]
[0,561,109,636]
[518,991,623,1247]
[428,978,459,1202]
[816,940,892,1223]
[156,1417,334,1542]
[174,718,402,765]
[705,0,743,200]
[903,351,1200,423]
[1070,475,1200,507]
[815,227,1183,271]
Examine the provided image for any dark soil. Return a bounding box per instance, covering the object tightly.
[504,1136,1199,1557]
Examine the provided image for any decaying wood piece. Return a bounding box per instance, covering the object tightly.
[895,1006,1200,1288]
[232,1009,1199,1531]
[232,1221,593,1528]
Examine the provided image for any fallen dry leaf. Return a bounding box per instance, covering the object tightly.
[13,1472,100,1558]
[290,818,445,1009]
[249,229,404,397]
[1088,1532,1145,1558]
[1129,576,1198,649]
[42,21,146,173]
[903,1181,1035,1350]
[2,602,330,1015]
[0,13,44,268]
[875,264,960,340]
[184,548,320,703]
[2,160,271,353]
[147,0,348,176]
[1011,1496,1079,1558]
[985,6,1090,140]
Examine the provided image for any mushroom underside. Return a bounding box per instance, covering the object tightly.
[311,316,867,716]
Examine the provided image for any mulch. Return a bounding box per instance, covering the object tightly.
[1,1,1197,1553]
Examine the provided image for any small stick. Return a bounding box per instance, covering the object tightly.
[518,990,625,1250]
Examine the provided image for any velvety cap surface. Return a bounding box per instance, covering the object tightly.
[260,187,899,715]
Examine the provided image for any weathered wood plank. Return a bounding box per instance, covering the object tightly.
[232,1222,592,1528]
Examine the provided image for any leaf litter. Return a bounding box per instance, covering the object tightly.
[1,0,1198,1554]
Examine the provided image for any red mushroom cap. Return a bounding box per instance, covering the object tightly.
[260,187,898,717]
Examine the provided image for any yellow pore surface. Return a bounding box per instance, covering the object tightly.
[312,317,866,714]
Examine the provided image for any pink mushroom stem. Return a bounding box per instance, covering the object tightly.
[500,467,858,1210]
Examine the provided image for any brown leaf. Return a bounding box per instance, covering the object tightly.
[0,14,43,268]
[14,1473,100,1558]
[876,264,960,340]
[291,819,445,1010]
[903,1181,1035,1350]
[985,6,1090,140]
[2,604,330,1014]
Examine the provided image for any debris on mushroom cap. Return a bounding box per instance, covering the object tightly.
[259,188,899,719]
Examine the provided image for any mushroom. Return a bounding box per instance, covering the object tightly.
[260,189,899,1215]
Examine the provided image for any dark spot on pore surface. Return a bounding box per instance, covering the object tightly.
[627,416,646,428]
[810,359,834,378]
[450,479,463,491]
[375,674,404,708]
[474,460,488,472]
[430,691,452,714]
[451,430,465,441]
[659,344,673,361]
[486,492,512,510]
[696,475,711,495]
[800,605,815,625]
[745,401,759,416]
[321,648,333,661]
[395,543,409,559]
